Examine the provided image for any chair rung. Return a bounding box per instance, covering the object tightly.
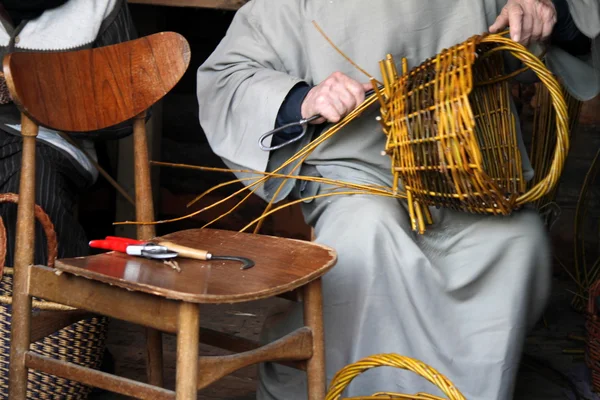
[25,352,175,400]
[197,327,313,390]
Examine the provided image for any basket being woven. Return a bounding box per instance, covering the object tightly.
[0,193,108,399]
[326,354,466,400]
[375,33,569,233]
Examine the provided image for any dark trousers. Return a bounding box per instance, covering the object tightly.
[0,130,89,266]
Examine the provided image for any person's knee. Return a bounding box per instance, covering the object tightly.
[505,210,550,255]
[486,209,552,280]
[315,195,409,250]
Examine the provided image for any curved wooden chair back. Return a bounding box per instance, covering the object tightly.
[4,32,191,397]
[3,31,190,132]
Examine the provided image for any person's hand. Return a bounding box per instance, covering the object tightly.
[489,0,557,46]
[301,72,372,124]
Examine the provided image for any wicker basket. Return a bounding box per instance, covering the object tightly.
[0,193,108,399]
[376,33,569,233]
[0,72,12,105]
[326,354,466,400]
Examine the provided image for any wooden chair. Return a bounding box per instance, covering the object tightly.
[5,32,337,399]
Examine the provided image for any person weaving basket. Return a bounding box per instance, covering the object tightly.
[197,0,600,398]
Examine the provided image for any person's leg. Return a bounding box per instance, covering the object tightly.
[0,131,89,265]
[257,166,551,400]
[412,207,551,399]
[257,166,424,399]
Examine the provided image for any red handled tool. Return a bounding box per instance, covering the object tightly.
[89,236,255,269]
[89,236,178,260]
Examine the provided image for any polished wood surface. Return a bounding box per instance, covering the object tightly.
[129,0,248,10]
[55,229,336,303]
[29,265,180,334]
[2,32,190,132]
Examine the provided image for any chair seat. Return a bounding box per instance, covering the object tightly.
[54,228,336,304]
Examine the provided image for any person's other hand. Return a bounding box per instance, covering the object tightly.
[301,71,372,124]
[489,0,557,46]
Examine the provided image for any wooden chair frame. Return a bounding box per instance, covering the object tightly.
[5,32,335,400]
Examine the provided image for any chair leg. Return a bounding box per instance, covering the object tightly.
[304,278,326,400]
[134,108,164,388]
[9,280,33,400]
[175,302,200,400]
[9,119,38,399]
[145,328,164,386]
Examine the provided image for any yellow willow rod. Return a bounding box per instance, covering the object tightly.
[312,20,382,87]
[201,150,311,232]
[119,70,384,228]
[186,176,262,207]
[252,96,384,233]
[114,91,383,228]
[115,163,403,227]
[191,89,382,216]
[239,189,403,233]
[201,189,255,230]
[253,152,308,233]
[157,163,276,208]
[151,160,394,197]
[191,19,387,217]
[196,42,385,214]
[115,164,275,226]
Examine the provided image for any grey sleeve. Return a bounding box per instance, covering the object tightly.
[196,0,310,201]
[196,1,307,172]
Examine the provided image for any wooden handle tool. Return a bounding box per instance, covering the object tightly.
[156,241,255,270]
[157,241,210,260]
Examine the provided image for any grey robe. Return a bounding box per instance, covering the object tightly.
[197,1,600,398]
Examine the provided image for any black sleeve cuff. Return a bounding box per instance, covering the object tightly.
[274,82,312,139]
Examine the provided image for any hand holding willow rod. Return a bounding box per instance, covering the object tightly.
[301,71,372,125]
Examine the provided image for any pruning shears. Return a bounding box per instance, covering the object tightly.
[89,236,255,270]
[258,85,383,151]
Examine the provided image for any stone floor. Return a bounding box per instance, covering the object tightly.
[87,272,599,400]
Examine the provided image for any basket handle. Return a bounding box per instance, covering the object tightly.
[480,35,570,207]
[0,192,58,273]
[325,354,466,400]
